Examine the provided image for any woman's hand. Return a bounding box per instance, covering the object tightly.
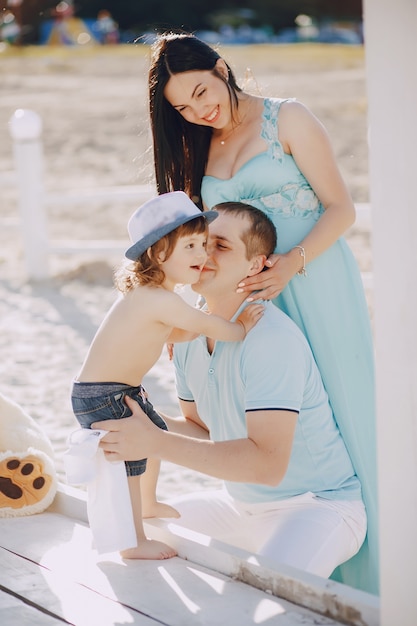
[236,250,303,301]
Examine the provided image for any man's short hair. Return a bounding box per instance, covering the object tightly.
[213,202,277,259]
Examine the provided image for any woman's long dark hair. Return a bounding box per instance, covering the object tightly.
[148,32,242,207]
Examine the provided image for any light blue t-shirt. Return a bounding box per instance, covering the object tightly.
[174,301,362,504]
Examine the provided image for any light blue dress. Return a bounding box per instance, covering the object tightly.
[201,97,378,595]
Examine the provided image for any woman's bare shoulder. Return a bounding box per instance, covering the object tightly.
[279,98,312,119]
[278,99,324,146]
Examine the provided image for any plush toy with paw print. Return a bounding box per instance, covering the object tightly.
[0,392,57,517]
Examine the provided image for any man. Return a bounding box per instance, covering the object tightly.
[94,202,366,580]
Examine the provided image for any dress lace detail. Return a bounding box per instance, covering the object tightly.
[259,98,323,220]
[261,98,287,162]
[257,185,321,220]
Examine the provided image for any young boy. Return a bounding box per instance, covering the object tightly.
[71,191,263,560]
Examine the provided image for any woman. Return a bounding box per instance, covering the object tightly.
[147,31,378,595]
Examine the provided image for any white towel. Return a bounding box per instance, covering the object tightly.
[64,428,137,554]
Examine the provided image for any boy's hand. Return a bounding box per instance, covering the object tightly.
[236,303,264,336]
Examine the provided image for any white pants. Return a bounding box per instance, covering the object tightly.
[168,489,367,578]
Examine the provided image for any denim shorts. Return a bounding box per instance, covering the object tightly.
[71,381,167,477]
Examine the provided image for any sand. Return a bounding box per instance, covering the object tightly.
[0,43,372,496]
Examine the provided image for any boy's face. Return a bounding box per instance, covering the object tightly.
[158,231,207,289]
[193,211,260,299]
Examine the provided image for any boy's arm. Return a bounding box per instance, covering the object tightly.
[166,327,198,343]
[161,292,264,342]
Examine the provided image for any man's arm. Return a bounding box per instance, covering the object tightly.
[93,397,297,487]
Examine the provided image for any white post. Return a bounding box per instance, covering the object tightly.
[364,0,417,623]
[9,109,49,280]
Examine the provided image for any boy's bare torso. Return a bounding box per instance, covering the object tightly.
[77,286,181,386]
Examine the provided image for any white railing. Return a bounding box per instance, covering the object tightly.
[8,109,372,284]
[8,109,153,280]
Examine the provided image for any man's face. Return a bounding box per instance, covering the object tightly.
[192,211,255,299]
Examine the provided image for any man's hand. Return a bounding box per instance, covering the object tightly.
[92,396,159,461]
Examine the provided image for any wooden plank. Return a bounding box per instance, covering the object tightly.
[0,511,346,626]
[50,485,380,626]
[0,548,156,626]
[0,588,63,625]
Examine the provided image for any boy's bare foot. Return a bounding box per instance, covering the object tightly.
[142,501,180,519]
[121,539,177,560]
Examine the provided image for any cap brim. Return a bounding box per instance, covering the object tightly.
[125,209,218,261]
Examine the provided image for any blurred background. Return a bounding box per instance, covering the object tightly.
[0,0,363,47]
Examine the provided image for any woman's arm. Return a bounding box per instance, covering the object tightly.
[282,100,355,258]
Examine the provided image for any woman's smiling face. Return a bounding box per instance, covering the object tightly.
[163,62,232,129]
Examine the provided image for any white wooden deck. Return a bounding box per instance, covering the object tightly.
[0,484,379,626]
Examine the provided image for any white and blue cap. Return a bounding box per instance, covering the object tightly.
[125,191,218,261]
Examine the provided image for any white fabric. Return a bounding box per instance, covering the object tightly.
[168,489,367,578]
[64,428,136,554]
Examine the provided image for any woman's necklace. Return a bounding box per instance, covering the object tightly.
[216,98,254,146]
[218,123,241,145]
